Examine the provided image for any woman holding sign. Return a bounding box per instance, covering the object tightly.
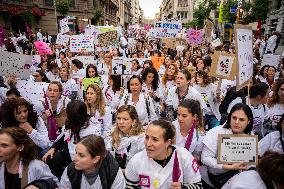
[125,119,203,189]
[200,103,254,188]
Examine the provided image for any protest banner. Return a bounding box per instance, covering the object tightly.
[112,57,132,75]
[71,56,95,68]
[16,80,49,105]
[97,30,119,48]
[209,51,237,80]
[56,34,70,46]
[161,38,176,49]
[32,55,41,67]
[59,17,69,34]
[82,77,101,91]
[217,134,258,165]
[211,38,222,47]
[34,41,52,55]
[235,25,253,90]
[70,35,94,52]
[0,51,32,79]
[261,54,281,68]
[154,21,182,38]
[151,56,165,70]
[186,28,204,45]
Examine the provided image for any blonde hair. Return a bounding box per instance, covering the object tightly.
[112,105,144,149]
[85,84,106,116]
[59,65,71,79]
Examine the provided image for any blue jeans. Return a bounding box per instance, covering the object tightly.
[204,114,219,130]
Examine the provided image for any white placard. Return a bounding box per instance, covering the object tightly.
[56,34,70,46]
[154,21,182,38]
[112,57,131,75]
[71,56,95,69]
[235,27,253,88]
[261,54,281,68]
[60,17,69,34]
[216,55,235,77]
[69,35,94,52]
[32,55,41,67]
[124,58,148,67]
[16,80,49,105]
[0,51,32,79]
[211,38,222,47]
[218,134,258,165]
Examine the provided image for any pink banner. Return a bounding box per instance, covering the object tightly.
[186,28,204,45]
[34,41,52,55]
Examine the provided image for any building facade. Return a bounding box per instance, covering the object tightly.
[0,0,118,35]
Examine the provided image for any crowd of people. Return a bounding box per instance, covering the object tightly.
[0,25,283,189]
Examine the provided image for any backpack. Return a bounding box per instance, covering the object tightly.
[67,151,119,189]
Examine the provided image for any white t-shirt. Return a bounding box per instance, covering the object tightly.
[264,103,284,135]
[259,131,283,156]
[125,146,201,189]
[222,170,266,189]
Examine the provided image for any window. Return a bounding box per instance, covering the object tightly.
[69,0,75,8]
[45,0,54,6]
[178,0,188,7]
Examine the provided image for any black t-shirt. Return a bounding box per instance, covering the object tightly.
[154,146,176,168]
[5,167,21,189]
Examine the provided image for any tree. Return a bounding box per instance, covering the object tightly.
[188,0,217,29]
[93,9,103,25]
[250,0,270,21]
[55,0,69,15]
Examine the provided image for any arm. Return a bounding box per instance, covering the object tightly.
[201,145,223,170]
[28,118,50,149]
[125,158,141,189]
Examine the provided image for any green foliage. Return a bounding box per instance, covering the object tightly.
[192,0,217,29]
[185,20,198,29]
[93,9,103,25]
[250,0,270,21]
[55,0,69,15]
[222,0,238,23]
[20,11,34,24]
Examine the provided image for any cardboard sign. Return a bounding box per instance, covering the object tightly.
[56,34,70,46]
[176,38,187,48]
[211,38,222,47]
[162,38,176,49]
[82,77,101,91]
[60,17,69,34]
[97,30,119,48]
[151,56,165,70]
[210,51,237,80]
[0,51,32,79]
[70,35,94,52]
[217,134,258,165]
[261,54,281,68]
[34,41,52,55]
[16,80,49,104]
[186,28,204,45]
[235,25,253,90]
[112,57,132,75]
[71,56,95,69]
[154,21,182,38]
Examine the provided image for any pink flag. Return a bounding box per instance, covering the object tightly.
[34,41,52,55]
[172,151,181,182]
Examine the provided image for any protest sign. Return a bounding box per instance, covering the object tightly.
[217,134,258,165]
[186,28,204,45]
[59,17,69,34]
[32,55,41,67]
[154,21,182,38]
[210,51,236,80]
[101,75,108,87]
[97,30,119,48]
[124,58,148,67]
[112,58,132,75]
[128,38,136,48]
[161,38,176,49]
[34,41,52,55]
[175,38,187,48]
[71,56,95,68]
[261,54,281,68]
[144,24,152,31]
[205,19,213,38]
[235,25,253,90]
[211,38,222,47]
[16,80,49,104]
[151,56,165,70]
[70,35,94,52]
[0,51,32,79]
[56,34,70,46]
[82,77,101,90]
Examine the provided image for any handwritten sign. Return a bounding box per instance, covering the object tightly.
[112,57,132,75]
[56,34,70,46]
[151,56,165,70]
[16,80,49,105]
[32,55,41,67]
[59,17,69,34]
[211,38,222,47]
[186,28,204,45]
[162,38,176,49]
[70,35,94,52]
[217,134,258,165]
[261,54,281,68]
[34,41,52,55]
[235,25,253,90]
[82,77,101,90]
[154,21,182,38]
[176,38,187,48]
[0,51,32,79]
[210,51,236,80]
[71,56,95,69]
[97,30,119,48]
